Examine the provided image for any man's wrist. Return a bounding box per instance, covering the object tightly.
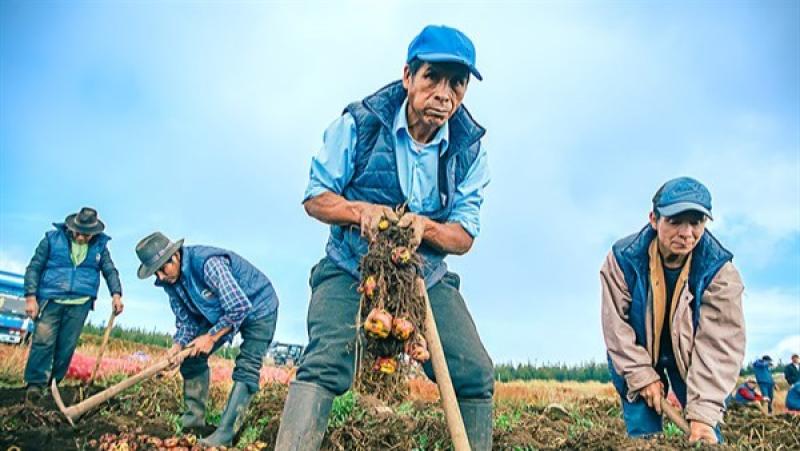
[690,419,714,429]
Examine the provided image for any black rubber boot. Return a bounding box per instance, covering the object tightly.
[180,369,209,429]
[274,381,335,451]
[459,398,494,451]
[199,381,256,446]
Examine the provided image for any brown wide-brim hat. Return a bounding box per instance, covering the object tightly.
[136,232,184,279]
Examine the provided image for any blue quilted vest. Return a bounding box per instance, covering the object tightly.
[37,223,110,301]
[325,80,485,287]
[159,246,278,331]
[612,225,733,348]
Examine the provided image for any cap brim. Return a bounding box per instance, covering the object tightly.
[657,202,713,220]
[137,239,184,279]
[413,52,482,80]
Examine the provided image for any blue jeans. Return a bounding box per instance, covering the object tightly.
[609,353,723,441]
[758,382,774,413]
[180,311,277,393]
[24,300,93,386]
[295,258,494,400]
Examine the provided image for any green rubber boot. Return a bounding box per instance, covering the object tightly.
[274,381,335,451]
[180,370,209,429]
[199,382,256,447]
[459,398,494,451]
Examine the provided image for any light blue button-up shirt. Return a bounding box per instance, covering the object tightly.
[304,99,490,237]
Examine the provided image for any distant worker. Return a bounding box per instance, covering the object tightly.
[753,355,775,413]
[601,177,745,444]
[786,382,800,413]
[135,232,279,447]
[728,379,763,406]
[784,354,800,386]
[23,207,124,400]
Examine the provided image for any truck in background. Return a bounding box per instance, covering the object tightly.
[266,341,304,367]
[0,270,33,345]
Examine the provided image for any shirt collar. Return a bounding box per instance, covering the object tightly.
[394,98,449,155]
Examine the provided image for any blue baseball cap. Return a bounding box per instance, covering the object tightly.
[407,25,482,81]
[652,176,713,219]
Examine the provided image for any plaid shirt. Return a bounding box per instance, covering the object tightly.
[171,256,252,346]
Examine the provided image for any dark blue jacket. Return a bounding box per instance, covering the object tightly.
[325,81,485,287]
[753,358,774,384]
[611,225,733,349]
[784,363,800,386]
[24,223,122,303]
[787,382,800,411]
[158,245,278,331]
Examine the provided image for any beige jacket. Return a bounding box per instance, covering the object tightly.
[600,247,745,426]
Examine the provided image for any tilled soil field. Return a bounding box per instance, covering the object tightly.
[1,378,798,450]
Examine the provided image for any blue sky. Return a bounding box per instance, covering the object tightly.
[1,1,798,365]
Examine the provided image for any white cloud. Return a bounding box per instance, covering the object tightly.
[742,287,800,361]
[769,335,800,362]
[0,252,26,274]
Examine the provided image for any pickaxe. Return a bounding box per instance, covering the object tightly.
[52,346,194,426]
[417,278,471,451]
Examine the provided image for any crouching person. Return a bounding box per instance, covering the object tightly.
[135,232,278,447]
[727,379,764,408]
[23,207,124,400]
[601,177,746,444]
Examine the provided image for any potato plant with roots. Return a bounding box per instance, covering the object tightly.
[353,206,431,404]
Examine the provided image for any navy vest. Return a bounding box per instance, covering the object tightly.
[37,223,110,300]
[612,225,733,348]
[325,80,485,287]
[159,246,278,330]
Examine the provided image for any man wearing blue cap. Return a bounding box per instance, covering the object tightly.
[601,177,746,444]
[275,25,493,450]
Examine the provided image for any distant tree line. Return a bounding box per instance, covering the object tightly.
[494,361,612,383]
[82,321,239,360]
[82,321,792,382]
[494,360,792,383]
[740,361,788,379]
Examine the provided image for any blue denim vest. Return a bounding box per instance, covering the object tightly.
[37,223,110,300]
[160,245,278,327]
[325,81,485,287]
[612,225,733,347]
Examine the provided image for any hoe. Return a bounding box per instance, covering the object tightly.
[417,278,471,451]
[52,347,194,426]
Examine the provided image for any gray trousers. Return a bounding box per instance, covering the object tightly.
[24,300,92,385]
[180,311,277,393]
[295,257,494,400]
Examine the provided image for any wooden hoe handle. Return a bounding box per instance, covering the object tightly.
[417,278,471,451]
[88,310,117,385]
[660,397,690,434]
[52,346,195,426]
